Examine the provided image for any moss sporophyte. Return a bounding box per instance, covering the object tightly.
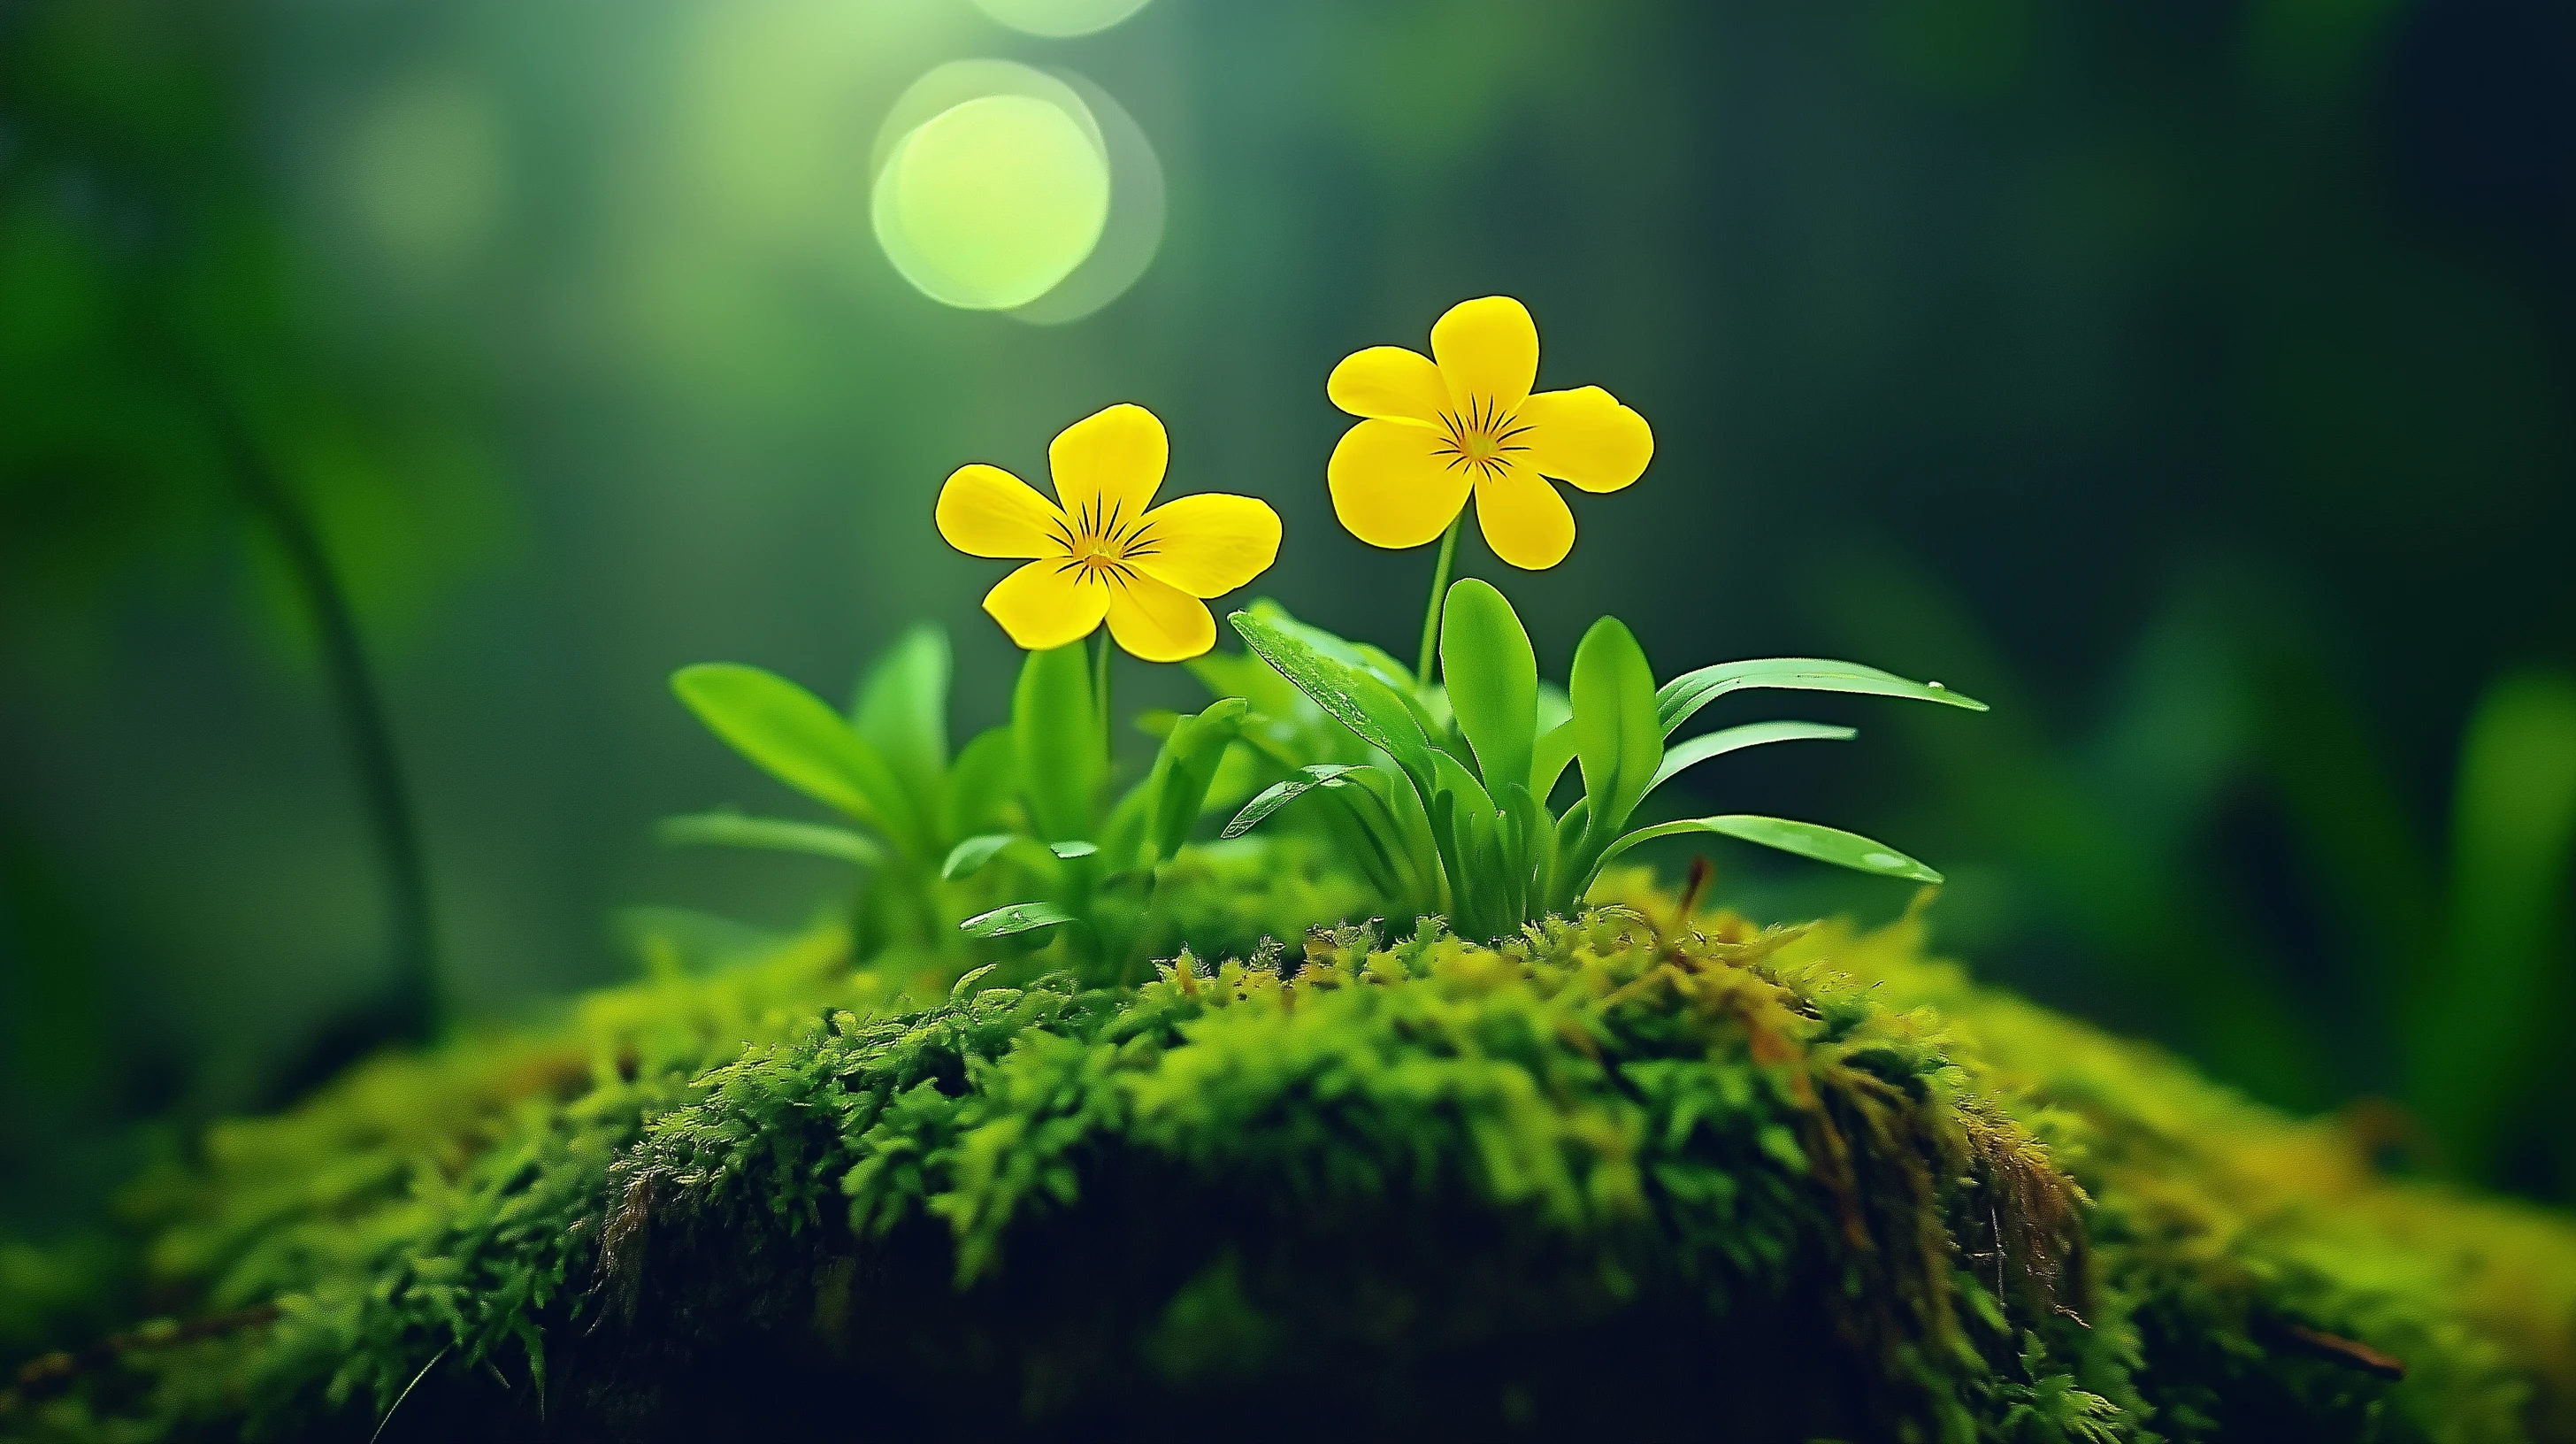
[24,295,2571,1443]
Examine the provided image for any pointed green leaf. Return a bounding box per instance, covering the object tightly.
[1228,610,1438,797]
[1530,718,1579,804]
[1014,643,1101,844]
[1497,780,1552,925]
[1569,617,1662,843]
[1146,697,1252,860]
[1223,764,1372,840]
[940,726,1020,843]
[941,833,1022,880]
[1186,622,1314,724]
[1648,721,1857,795]
[1315,771,1417,905]
[1656,658,1986,738]
[1536,681,1572,734]
[1430,749,1503,936]
[656,812,886,867]
[1593,814,1943,886]
[1440,579,1539,801]
[851,626,950,818]
[672,664,923,849]
[2411,669,2576,1173]
[959,902,1080,940]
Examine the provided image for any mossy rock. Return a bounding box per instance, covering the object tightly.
[6,877,2575,1442]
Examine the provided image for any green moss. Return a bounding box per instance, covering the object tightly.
[5,868,2574,1442]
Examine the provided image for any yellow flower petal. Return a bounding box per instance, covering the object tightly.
[1516,387,1653,494]
[1328,419,1476,550]
[1047,403,1166,536]
[1326,346,1449,425]
[1131,493,1281,599]
[937,463,1068,558]
[1104,570,1216,662]
[1472,465,1576,570]
[982,558,1109,651]
[1430,296,1538,413]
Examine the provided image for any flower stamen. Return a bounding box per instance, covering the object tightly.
[1432,396,1533,480]
[1052,495,1166,590]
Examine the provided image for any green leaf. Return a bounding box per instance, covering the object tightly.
[1430,748,1499,826]
[672,664,923,849]
[1228,610,1438,798]
[1429,749,1505,936]
[1568,618,1663,843]
[851,626,950,819]
[1592,814,1943,886]
[1536,681,1572,734]
[1014,643,1101,844]
[1097,781,1152,871]
[940,726,1020,843]
[656,811,886,867]
[2411,669,2576,1174]
[1223,764,1372,840]
[1200,735,1266,818]
[1530,718,1579,804]
[1656,657,1986,738]
[1648,721,1857,795]
[941,833,1021,880]
[1186,633,1311,726]
[1146,698,1251,860]
[958,902,1080,940]
[1361,763,1449,916]
[1248,601,1445,738]
[1439,578,1539,800]
[1194,603,1378,769]
[1497,780,1553,921]
[1307,784,1412,906]
[1048,840,1100,860]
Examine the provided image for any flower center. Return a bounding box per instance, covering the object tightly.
[1054,498,1158,588]
[1434,397,1532,480]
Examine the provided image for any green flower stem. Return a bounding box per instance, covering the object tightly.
[1092,630,1114,775]
[1414,513,1464,689]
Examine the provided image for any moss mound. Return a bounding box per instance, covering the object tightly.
[6,879,2575,1442]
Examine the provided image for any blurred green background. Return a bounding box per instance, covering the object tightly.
[4,0,2572,1240]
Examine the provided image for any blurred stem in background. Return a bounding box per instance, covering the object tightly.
[1,0,467,1109]
[210,398,441,1048]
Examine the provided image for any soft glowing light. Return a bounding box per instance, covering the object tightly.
[343,72,507,274]
[970,0,1153,40]
[873,93,1109,311]
[870,60,1102,180]
[1007,72,1163,326]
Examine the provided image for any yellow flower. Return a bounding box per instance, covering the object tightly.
[1325,296,1652,571]
[936,403,1281,662]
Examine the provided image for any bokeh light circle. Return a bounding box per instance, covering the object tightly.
[970,0,1153,41]
[1006,72,1164,326]
[870,65,1114,311]
[875,95,1108,311]
[870,60,1104,185]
